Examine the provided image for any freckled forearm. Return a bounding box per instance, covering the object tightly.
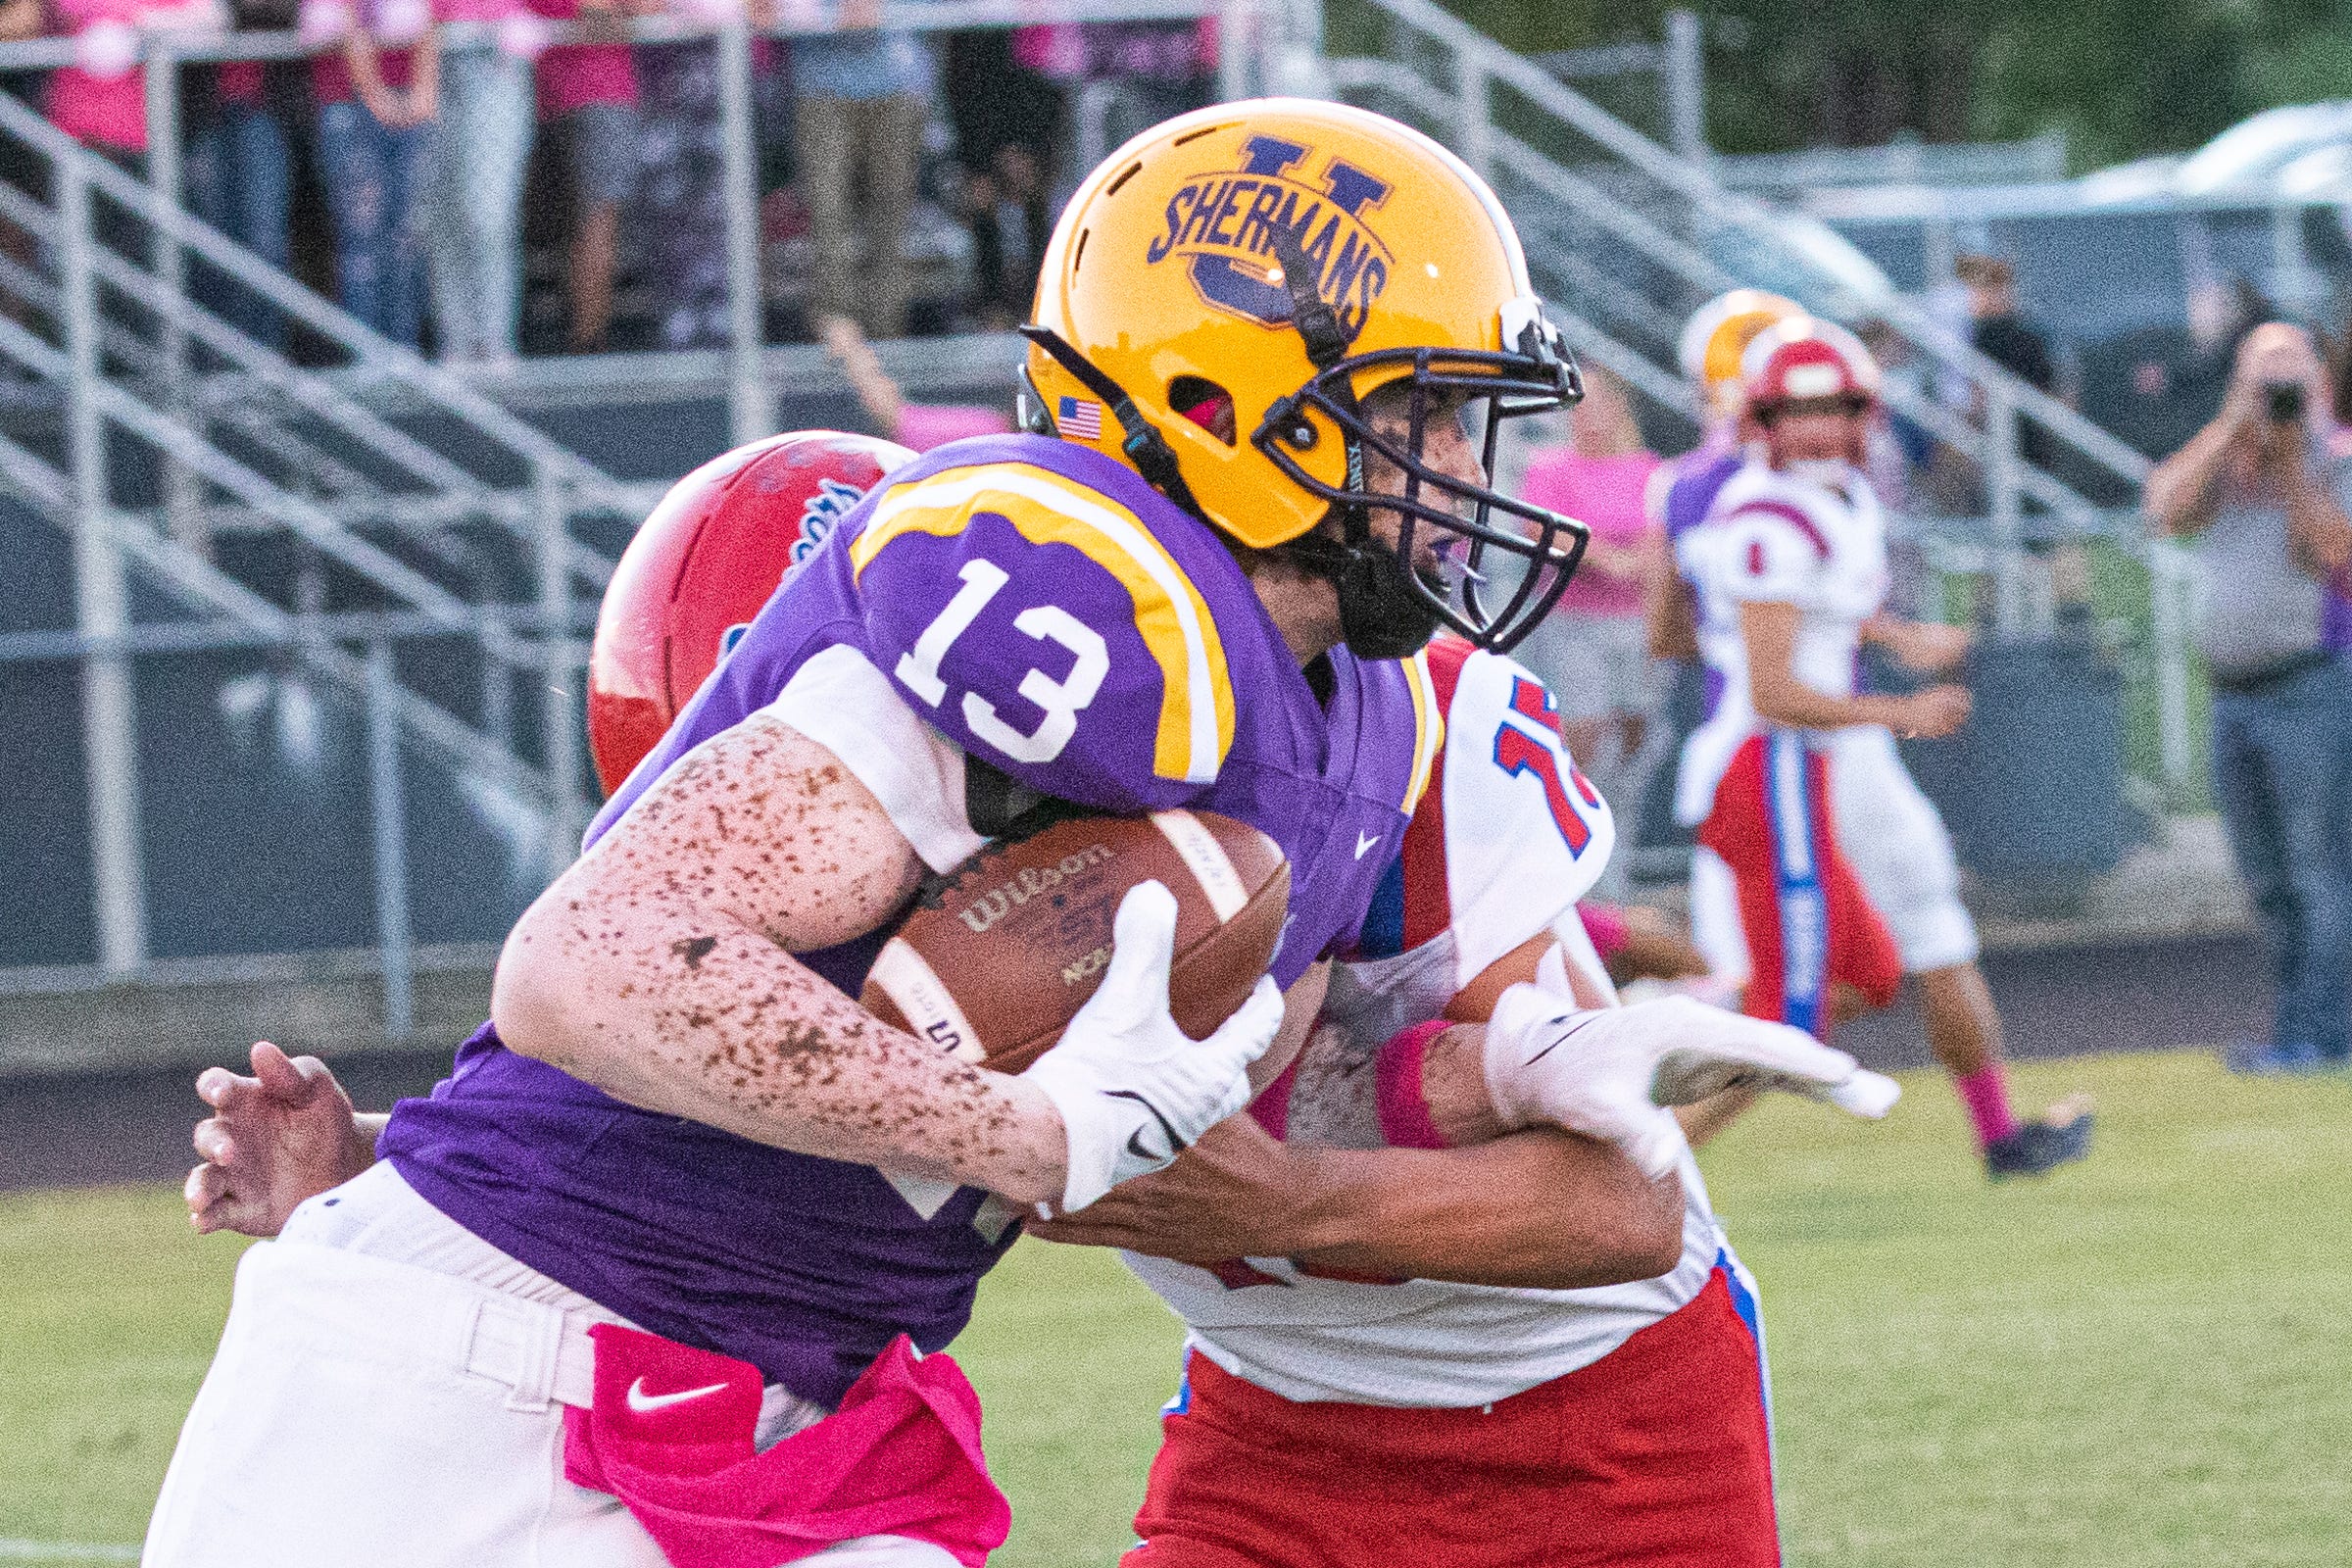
[489,716,1075,1204]
[497,909,1068,1202]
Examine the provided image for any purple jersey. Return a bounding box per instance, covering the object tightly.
[379,434,1442,1406]
[1662,446,1745,561]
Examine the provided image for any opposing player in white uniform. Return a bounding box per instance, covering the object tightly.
[1041,635,1900,1567]
[1676,317,2094,1177]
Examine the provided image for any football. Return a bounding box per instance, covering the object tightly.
[860,810,1291,1075]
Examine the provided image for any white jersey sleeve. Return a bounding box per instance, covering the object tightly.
[763,643,986,874]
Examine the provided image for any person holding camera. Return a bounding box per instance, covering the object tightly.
[2146,321,2352,1074]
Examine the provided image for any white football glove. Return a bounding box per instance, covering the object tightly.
[1021,881,1284,1216]
[1483,987,1901,1178]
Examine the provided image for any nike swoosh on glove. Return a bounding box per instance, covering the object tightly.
[1482,988,1901,1178]
[1021,881,1285,1216]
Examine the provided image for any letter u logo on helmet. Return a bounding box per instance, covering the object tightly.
[1021,98,1591,658]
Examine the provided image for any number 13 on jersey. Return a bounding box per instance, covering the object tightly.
[897,559,1110,765]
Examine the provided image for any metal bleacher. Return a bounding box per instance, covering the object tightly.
[0,0,2188,1071]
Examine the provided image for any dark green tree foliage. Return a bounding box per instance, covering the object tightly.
[1424,0,2352,169]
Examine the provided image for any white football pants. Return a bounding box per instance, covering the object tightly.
[143,1163,959,1568]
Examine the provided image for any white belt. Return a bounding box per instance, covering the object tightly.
[460,1280,604,1411]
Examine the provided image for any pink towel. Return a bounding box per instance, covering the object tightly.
[564,1325,1009,1568]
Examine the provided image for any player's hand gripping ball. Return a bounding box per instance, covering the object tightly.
[860,810,1290,1077]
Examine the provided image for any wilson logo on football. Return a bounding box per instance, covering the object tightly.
[955,844,1117,935]
[1144,133,1394,341]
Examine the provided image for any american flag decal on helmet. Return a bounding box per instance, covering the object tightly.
[1056,396,1104,439]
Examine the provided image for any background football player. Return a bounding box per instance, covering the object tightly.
[1675,317,2094,1179]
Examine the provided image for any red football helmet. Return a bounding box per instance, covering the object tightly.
[587,430,916,795]
[1739,317,1881,416]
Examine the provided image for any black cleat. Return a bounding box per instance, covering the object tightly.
[1984,1101,2094,1179]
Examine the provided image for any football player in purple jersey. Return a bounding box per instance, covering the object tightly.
[155,102,1870,1568]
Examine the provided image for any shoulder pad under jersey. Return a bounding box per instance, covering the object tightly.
[845,442,1250,814]
[1355,639,1614,989]
[1693,465,1841,607]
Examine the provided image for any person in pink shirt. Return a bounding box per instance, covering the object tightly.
[312,0,440,346]
[43,0,162,164]
[529,0,647,352]
[1513,365,1666,882]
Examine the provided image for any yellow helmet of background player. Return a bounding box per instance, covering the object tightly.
[1677,289,1803,417]
[1020,98,1588,660]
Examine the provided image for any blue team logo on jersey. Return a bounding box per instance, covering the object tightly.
[1144,135,1394,341]
[790,477,868,569]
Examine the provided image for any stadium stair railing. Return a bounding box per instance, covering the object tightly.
[1313,0,2197,808]
[0,93,654,1037]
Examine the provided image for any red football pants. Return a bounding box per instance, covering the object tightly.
[1126,1269,1779,1568]
[1698,731,1901,1039]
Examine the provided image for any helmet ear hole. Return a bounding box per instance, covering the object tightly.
[1169,375,1237,445]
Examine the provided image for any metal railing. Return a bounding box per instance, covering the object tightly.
[0,0,1288,1041]
[1321,0,2193,806]
[0,94,654,1009]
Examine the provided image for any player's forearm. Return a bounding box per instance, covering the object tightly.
[1282,1133,1685,1290]
[1748,674,1913,733]
[493,891,1069,1207]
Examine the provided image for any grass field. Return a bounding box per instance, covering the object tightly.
[5,1049,2348,1565]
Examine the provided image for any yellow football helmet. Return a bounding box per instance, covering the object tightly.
[1677,289,1803,418]
[1020,98,1586,658]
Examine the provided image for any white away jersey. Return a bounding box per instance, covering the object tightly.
[1674,458,1890,825]
[1120,640,1732,1408]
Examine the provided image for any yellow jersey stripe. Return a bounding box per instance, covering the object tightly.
[851,464,1236,784]
[1400,650,1445,814]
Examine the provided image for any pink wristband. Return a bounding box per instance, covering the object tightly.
[1246,1058,1296,1140]
[1579,901,1630,961]
[1374,1019,1456,1151]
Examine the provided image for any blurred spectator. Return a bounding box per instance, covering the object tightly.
[2144,321,2352,1074]
[424,0,538,366]
[1511,364,1664,877]
[183,0,300,347]
[1955,253,2056,468]
[530,0,643,351]
[791,0,927,339]
[43,0,225,173]
[961,140,1044,330]
[311,0,438,347]
[820,311,1007,451]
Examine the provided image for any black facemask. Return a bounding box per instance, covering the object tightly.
[1250,228,1592,658]
[1279,525,1445,662]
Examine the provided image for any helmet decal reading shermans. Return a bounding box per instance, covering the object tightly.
[1144,134,1395,340]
